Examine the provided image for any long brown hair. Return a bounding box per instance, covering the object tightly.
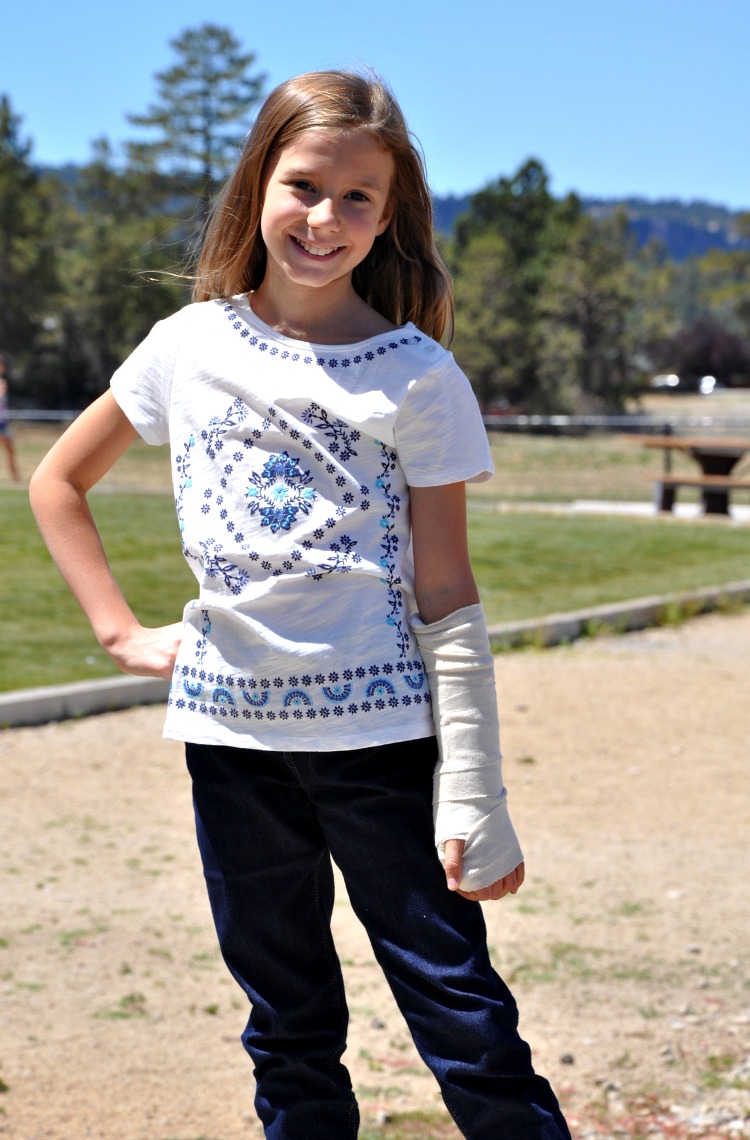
[192,70,454,342]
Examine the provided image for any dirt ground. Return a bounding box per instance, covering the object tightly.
[1,610,748,1139]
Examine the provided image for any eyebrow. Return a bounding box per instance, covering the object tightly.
[284,167,386,191]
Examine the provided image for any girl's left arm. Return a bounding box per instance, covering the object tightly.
[410,482,480,624]
[410,482,525,902]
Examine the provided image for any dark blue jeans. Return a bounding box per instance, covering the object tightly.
[186,737,571,1140]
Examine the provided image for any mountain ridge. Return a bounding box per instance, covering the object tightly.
[433,192,750,260]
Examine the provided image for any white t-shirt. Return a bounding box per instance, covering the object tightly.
[111,295,493,750]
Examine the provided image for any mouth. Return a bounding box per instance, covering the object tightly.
[292,237,343,258]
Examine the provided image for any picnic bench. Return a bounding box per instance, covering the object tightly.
[630,435,750,515]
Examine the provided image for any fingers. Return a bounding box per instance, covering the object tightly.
[443,848,525,902]
[443,838,465,891]
[510,861,525,893]
[107,622,182,680]
[454,861,526,902]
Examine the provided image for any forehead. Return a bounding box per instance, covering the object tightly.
[271,128,394,187]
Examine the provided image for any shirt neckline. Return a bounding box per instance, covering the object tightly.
[226,294,418,354]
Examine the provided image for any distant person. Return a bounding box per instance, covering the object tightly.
[0,354,20,483]
[30,71,571,1139]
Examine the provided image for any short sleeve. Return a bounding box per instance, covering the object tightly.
[110,317,177,446]
[393,354,493,486]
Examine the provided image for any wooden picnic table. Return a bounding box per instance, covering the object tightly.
[630,434,750,515]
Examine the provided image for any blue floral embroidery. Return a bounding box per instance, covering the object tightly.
[212,687,235,707]
[174,434,196,558]
[366,678,396,697]
[176,396,258,554]
[171,314,430,704]
[306,534,361,580]
[283,689,313,707]
[202,397,249,460]
[374,441,410,659]
[322,683,352,702]
[301,403,360,462]
[242,689,270,708]
[170,662,430,723]
[246,452,317,533]
[199,539,250,595]
[196,611,211,666]
[223,300,422,367]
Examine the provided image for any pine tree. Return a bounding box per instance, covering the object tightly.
[47,138,190,407]
[451,160,581,411]
[127,24,265,213]
[537,212,639,412]
[0,95,58,382]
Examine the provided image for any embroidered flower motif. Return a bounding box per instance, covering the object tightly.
[172,660,433,725]
[223,302,422,371]
[301,404,359,462]
[283,689,313,707]
[375,441,410,659]
[201,397,249,460]
[212,687,236,707]
[196,611,211,666]
[365,678,397,698]
[198,540,250,595]
[246,452,317,533]
[306,534,361,578]
[174,434,196,558]
[322,683,352,702]
[241,689,270,708]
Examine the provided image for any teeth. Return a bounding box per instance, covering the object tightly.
[297,239,338,256]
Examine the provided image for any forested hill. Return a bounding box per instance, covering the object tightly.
[38,163,748,262]
[433,193,750,260]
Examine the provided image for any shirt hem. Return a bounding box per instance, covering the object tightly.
[162,719,436,752]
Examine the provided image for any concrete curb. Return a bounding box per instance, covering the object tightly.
[1,580,748,730]
[0,675,170,731]
[486,579,750,650]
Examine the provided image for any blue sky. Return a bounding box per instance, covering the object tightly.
[2,0,748,209]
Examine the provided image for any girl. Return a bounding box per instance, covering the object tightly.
[30,71,571,1140]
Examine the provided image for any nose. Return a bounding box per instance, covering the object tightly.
[307,196,339,230]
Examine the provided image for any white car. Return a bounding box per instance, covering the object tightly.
[650,373,680,389]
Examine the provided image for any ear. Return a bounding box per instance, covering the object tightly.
[375,200,394,237]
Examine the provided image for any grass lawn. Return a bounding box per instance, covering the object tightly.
[2,409,748,692]
[1,491,195,692]
[468,505,750,622]
[2,484,748,692]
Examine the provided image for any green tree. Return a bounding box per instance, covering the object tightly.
[127,24,265,214]
[537,211,639,411]
[451,160,581,410]
[42,138,188,407]
[697,212,750,346]
[0,95,58,388]
[627,241,681,379]
[452,232,530,411]
[454,160,581,270]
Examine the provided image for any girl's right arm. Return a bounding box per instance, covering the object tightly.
[29,390,182,680]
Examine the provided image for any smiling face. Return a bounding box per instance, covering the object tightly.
[258,128,394,302]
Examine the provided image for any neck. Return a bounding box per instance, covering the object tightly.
[249,275,394,344]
